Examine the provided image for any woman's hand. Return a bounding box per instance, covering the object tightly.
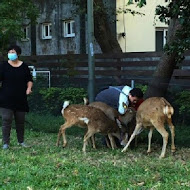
[26,88,32,95]
[26,81,33,95]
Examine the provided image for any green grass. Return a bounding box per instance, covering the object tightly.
[0,113,190,190]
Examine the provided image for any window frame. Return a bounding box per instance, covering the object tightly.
[21,25,30,41]
[63,20,75,38]
[155,28,168,51]
[42,23,52,40]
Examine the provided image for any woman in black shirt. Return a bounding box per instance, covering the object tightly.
[0,45,33,149]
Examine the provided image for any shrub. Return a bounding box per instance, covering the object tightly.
[172,90,190,125]
[135,84,147,94]
[28,86,87,115]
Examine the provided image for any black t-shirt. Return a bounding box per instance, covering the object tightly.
[0,61,33,112]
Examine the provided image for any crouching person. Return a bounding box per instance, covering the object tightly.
[95,85,144,112]
[95,85,144,147]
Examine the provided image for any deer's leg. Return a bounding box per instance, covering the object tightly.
[121,123,143,152]
[85,131,96,149]
[154,122,169,159]
[82,129,95,152]
[135,135,138,147]
[167,118,176,153]
[105,136,111,148]
[56,122,73,148]
[120,133,128,147]
[147,127,154,153]
[107,134,117,150]
[91,135,96,149]
[56,124,64,147]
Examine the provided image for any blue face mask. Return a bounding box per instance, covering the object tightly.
[8,53,18,61]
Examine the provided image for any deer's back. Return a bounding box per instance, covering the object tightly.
[64,104,118,133]
[137,97,172,126]
[89,101,119,121]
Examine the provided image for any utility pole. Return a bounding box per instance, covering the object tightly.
[87,0,95,102]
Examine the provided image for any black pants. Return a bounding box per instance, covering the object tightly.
[0,107,25,144]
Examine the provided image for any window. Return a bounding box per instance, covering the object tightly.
[42,23,52,39]
[156,28,168,51]
[21,26,29,41]
[63,20,75,37]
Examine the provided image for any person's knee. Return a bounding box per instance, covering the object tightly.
[2,113,13,126]
[14,112,25,125]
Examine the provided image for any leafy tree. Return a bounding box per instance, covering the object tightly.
[0,0,39,53]
[129,0,190,97]
[122,0,190,97]
[75,0,190,97]
[144,0,190,97]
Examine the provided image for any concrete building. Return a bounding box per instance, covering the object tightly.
[18,0,168,55]
[18,0,85,55]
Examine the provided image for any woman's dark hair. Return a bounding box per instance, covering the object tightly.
[7,45,22,55]
[130,88,143,98]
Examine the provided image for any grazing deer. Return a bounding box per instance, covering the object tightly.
[56,101,128,152]
[84,98,137,147]
[121,97,176,158]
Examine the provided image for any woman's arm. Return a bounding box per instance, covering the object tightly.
[0,63,4,81]
[26,81,33,95]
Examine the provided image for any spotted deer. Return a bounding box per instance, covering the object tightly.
[56,101,129,152]
[84,98,137,147]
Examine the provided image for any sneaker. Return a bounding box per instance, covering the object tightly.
[2,144,9,149]
[18,142,30,148]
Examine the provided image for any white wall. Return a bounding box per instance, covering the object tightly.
[117,0,168,52]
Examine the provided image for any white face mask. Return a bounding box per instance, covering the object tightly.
[8,53,18,61]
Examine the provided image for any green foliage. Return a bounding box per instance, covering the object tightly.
[0,0,39,52]
[127,0,146,7]
[155,0,190,63]
[126,0,190,64]
[172,90,190,125]
[174,91,190,115]
[136,0,146,8]
[28,85,87,115]
[136,84,147,94]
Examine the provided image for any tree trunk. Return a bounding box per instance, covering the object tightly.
[145,18,181,98]
[94,0,122,53]
[93,0,123,84]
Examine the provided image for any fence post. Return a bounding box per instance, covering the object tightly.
[131,80,135,88]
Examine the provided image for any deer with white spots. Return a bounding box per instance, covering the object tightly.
[56,101,129,152]
[83,98,136,147]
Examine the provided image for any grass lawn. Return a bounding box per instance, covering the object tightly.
[0,113,190,190]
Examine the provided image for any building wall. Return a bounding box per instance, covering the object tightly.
[116,0,168,52]
[18,0,169,55]
[18,0,116,56]
[18,0,84,55]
